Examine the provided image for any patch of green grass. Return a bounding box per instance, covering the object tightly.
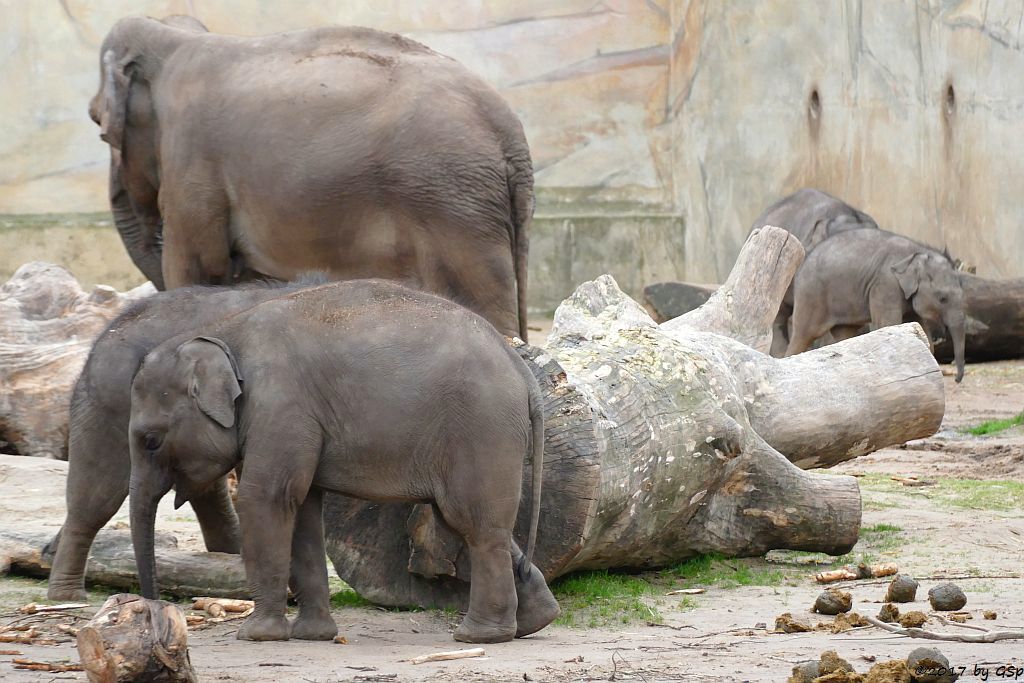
[551,570,660,628]
[330,588,372,609]
[964,413,1024,436]
[858,473,1024,512]
[861,523,902,534]
[665,553,787,588]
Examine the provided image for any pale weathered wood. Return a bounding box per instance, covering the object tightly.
[76,593,196,683]
[1,529,248,599]
[0,263,153,458]
[325,226,941,609]
[934,274,1024,362]
[663,225,805,352]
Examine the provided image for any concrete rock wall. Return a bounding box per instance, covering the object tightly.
[1,1,1021,305]
[669,0,1024,282]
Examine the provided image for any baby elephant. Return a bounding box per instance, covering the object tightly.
[128,280,558,643]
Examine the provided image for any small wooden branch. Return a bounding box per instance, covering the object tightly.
[409,648,485,665]
[865,615,1024,643]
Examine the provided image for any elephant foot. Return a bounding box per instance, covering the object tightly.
[453,615,516,643]
[46,582,88,603]
[514,565,560,638]
[237,613,291,641]
[290,611,338,641]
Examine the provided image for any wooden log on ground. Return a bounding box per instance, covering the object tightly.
[0,529,248,599]
[324,226,945,609]
[643,281,718,323]
[0,263,153,458]
[76,593,196,683]
[934,274,1024,362]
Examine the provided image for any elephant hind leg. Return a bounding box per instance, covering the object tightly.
[509,540,559,638]
[829,324,865,343]
[435,448,521,643]
[785,303,830,357]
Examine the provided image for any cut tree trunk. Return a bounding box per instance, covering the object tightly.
[0,263,153,458]
[76,593,196,683]
[935,274,1024,362]
[323,226,945,609]
[0,529,248,599]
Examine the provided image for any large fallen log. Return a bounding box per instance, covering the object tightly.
[934,274,1024,362]
[0,263,152,458]
[324,227,944,609]
[0,528,248,599]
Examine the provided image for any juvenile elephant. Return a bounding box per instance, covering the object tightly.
[750,189,879,355]
[127,280,558,643]
[91,16,533,339]
[786,229,967,382]
[46,279,325,601]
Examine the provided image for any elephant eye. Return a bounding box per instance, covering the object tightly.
[938,295,947,303]
[143,432,164,453]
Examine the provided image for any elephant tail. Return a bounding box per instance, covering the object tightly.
[518,361,545,581]
[507,151,534,342]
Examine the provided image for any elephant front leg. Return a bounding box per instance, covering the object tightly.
[235,480,300,641]
[287,488,337,641]
[189,476,241,554]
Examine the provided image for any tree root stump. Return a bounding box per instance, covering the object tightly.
[0,263,153,458]
[76,593,196,683]
[324,226,945,609]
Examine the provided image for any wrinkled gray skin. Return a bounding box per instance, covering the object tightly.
[786,229,967,382]
[45,280,324,601]
[92,15,533,339]
[128,280,558,643]
[750,189,879,355]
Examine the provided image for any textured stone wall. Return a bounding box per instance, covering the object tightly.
[669,0,1024,282]
[1,1,1022,305]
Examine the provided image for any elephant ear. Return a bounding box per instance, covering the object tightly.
[178,337,243,429]
[99,49,132,150]
[891,253,923,299]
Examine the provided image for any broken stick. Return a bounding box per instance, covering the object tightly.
[865,615,1024,643]
[410,647,486,665]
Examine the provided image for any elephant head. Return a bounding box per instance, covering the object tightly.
[892,252,966,383]
[89,16,208,290]
[128,336,242,598]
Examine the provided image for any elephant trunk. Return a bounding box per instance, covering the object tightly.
[129,466,173,599]
[943,310,966,383]
[110,154,166,290]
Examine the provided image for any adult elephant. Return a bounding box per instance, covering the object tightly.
[786,229,967,382]
[90,16,533,339]
[750,189,879,355]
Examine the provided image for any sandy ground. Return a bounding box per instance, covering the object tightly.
[1,352,1022,682]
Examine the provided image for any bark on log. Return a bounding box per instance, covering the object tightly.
[0,263,153,458]
[934,274,1024,362]
[76,593,196,683]
[324,226,944,609]
[0,529,248,599]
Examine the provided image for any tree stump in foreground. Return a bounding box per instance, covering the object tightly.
[934,274,1024,362]
[0,263,152,458]
[77,593,196,683]
[324,226,945,609]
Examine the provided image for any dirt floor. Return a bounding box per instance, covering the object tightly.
[1,352,1022,682]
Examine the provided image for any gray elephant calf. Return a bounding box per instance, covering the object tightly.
[786,229,967,381]
[46,280,330,601]
[128,280,558,643]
